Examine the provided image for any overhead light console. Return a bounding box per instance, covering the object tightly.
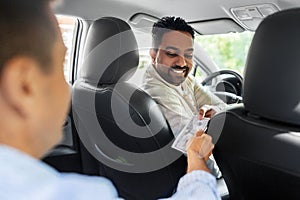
[231,4,279,31]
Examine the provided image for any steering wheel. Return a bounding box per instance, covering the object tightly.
[201,70,243,104]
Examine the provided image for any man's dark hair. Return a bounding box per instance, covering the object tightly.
[152,16,194,50]
[0,0,57,75]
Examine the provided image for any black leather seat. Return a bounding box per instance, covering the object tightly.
[207,8,300,200]
[72,17,187,200]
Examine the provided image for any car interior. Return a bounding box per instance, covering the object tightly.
[42,0,300,199]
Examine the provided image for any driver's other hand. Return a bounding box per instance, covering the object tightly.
[186,130,214,162]
[198,105,216,120]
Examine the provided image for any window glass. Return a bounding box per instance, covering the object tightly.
[195,31,254,75]
[192,62,205,81]
[128,51,151,87]
[56,15,77,82]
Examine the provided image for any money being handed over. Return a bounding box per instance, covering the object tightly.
[172,116,210,154]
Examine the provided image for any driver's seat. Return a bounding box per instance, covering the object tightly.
[207,8,300,200]
[72,17,187,200]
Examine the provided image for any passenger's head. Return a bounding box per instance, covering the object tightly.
[0,0,70,158]
[150,16,195,86]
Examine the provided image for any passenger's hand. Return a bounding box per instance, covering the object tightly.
[186,130,214,173]
[187,130,214,161]
[198,105,216,120]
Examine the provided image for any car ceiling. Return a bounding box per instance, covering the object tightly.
[54,0,300,33]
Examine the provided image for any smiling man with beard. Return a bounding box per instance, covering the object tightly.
[142,17,226,177]
[143,16,226,137]
[150,29,193,86]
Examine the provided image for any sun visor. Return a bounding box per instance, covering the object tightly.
[129,13,244,35]
[189,18,244,35]
[129,13,159,32]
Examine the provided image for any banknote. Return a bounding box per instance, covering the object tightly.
[172,116,210,154]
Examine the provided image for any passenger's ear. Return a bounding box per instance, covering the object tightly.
[0,56,43,118]
[149,48,157,64]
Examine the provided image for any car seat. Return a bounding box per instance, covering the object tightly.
[207,8,300,200]
[72,17,187,200]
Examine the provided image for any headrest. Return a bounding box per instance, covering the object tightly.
[244,8,300,125]
[80,17,139,85]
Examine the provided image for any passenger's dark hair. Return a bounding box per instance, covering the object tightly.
[152,16,194,51]
[0,0,57,75]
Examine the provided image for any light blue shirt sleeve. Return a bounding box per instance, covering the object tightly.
[54,170,220,200]
[0,145,220,200]
[161,170,221,200]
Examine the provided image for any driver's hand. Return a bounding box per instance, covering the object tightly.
[198,105,216,120]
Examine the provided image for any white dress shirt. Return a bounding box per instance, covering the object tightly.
[142,65,226,137]
[142,65,226,177]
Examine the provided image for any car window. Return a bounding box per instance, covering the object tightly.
[128,30,152,87]
[128,51,151,87]
[194,31,254,76]
[192,63,204,81]
[56,15,77,83]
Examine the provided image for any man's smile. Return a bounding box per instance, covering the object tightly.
[171,68,187,74]
[169,65,189,77]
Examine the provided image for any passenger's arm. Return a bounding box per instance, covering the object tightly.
[161,131,221,200]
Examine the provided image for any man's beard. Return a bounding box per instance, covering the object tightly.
[156,64,190,86]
